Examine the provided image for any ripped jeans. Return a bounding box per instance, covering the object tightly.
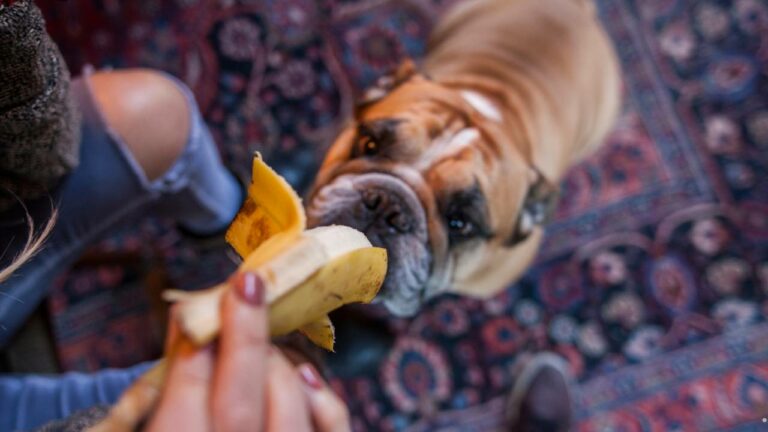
[0,68,243,431]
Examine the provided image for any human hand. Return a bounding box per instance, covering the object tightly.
[145,272,351,432]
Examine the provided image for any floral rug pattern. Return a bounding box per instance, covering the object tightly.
[37,0,768,430]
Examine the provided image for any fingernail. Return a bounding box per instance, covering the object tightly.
[233,272,264,306]
[298,363,324,390]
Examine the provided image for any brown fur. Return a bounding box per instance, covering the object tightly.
[309,0,621,308]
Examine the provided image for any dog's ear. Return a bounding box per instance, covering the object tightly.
[505,170,559,247]
[358,58,420,108]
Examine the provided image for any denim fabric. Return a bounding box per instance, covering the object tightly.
[0,68,241,429]
[0,361,154,431]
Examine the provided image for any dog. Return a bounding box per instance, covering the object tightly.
[307,0,621,317]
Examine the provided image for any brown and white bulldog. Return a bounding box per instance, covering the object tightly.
[307,0,621,316]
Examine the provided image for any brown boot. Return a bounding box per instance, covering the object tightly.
[506,353,573,432]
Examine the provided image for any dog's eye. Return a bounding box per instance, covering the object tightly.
[443,185,492,245]
[358,134,379,156]
[447,213,478,241]
[354,120,399,158]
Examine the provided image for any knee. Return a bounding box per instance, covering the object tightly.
[90,69,192,181]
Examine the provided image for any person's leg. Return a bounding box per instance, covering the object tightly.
[0,67,242,348]
[89,69,191,184]
[0,67,243,429]
[89,68,243,235]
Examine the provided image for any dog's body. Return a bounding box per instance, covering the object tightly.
[308,0,621,316]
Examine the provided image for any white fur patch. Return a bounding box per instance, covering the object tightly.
[460,90,502,122]
[445,128,480,153]
[416,127,480,171]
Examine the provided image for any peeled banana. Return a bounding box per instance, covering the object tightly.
[167,155,387,349]
[167,225,385,348]
[88,154,387,431]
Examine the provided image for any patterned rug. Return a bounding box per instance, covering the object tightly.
[37,0,768,430]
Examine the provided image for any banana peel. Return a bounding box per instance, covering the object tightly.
[88,154,387,432]
[225,154,304,258]
[269,246,385,336]
[168,154,387,350]
[220,154,386,350]
[298,315,335,351]
[166,227,386,348]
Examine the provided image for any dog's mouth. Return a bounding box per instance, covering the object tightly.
[306,173,432,317]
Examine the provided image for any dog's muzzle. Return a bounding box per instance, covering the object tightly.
[307,173,432,316]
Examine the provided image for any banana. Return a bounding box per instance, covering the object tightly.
[166,155,386,348]
[88,154,386,432]
[167,225,385,346]
[225,154,305,258]
[299,315,335,352]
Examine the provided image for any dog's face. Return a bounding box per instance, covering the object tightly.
[307,67,557,316]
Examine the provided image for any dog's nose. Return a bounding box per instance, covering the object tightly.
[385,208,411,233]
[363,189,383,210]
[361,189,413,233]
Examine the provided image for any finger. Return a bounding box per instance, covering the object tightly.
[297,364,351,432]
[212,272,268,432]
[164,305,182,354]
[145,339,214,432]
[265,350,314,432]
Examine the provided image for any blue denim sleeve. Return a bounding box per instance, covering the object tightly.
[0,361,154,431]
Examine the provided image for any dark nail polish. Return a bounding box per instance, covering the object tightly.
[234,272,264,306]
[298,363,324,390]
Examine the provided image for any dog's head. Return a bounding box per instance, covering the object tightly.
[307,62,558,316]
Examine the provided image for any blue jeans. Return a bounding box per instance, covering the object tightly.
[0,68,242,431]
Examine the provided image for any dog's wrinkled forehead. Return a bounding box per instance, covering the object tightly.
[358,60,503,124]
[335,62,560,249]
[359,77,491,126]
[354,80,490,165]
[354,73,511,175]
[361,82,462,123]
[351,89,516,215]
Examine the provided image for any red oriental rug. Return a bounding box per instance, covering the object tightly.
[37,0,768,430]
